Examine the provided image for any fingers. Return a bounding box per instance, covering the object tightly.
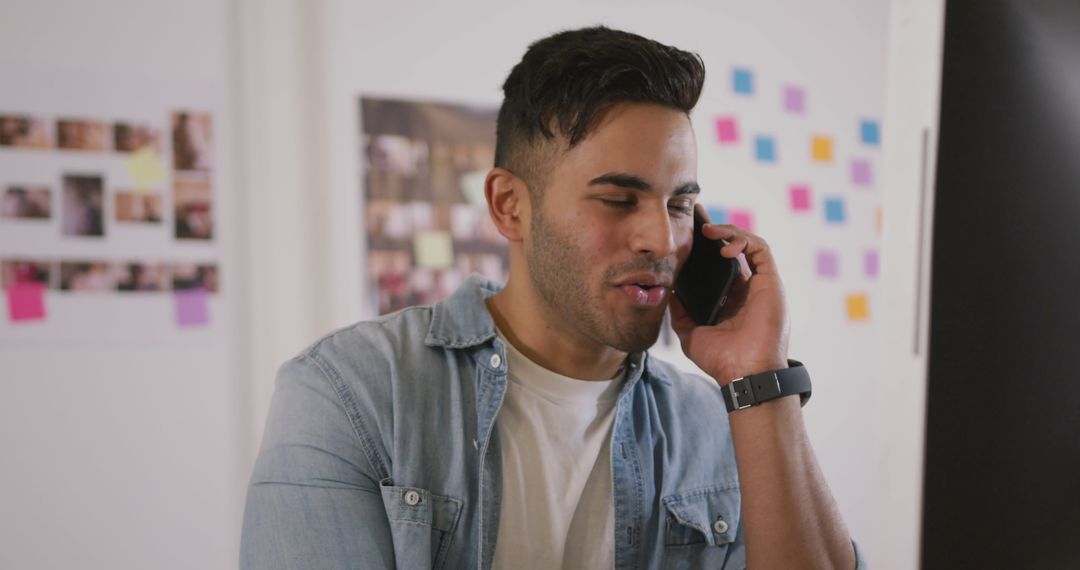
[701,223,779,277]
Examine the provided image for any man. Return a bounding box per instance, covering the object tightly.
[242,25,865,569]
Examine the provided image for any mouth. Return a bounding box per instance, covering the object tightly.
[612,274,673,307]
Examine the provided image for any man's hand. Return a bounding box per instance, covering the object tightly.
[668,203,791,384]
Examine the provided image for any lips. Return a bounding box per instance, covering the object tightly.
[613,273,672,307]
[613,273,673,288]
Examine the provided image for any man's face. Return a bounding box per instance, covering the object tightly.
[523,102,698,354]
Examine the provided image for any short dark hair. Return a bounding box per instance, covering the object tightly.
[494,26,706,196]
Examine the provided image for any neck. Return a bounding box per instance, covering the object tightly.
[486,278,629,381]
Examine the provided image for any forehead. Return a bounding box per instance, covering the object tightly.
[552,103,698,188]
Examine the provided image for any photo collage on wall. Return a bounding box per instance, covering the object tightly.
[1,111,220,325]
[360,97,508,316]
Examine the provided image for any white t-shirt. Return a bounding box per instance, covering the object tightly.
[491,325,625,570]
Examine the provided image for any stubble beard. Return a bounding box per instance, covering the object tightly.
[525,202,664,354]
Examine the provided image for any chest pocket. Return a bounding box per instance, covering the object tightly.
[380,482,463,570]
[660,485,745,570]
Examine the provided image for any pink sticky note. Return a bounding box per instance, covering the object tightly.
[715,117,739,144]
[789,184,811,211]
[816,250,839,278]
[175,289,209,327]
[865,250,879,278]
[783,85,805,113]
[729,210,754,232]
[7,283,46,322]
[852,159,873,186]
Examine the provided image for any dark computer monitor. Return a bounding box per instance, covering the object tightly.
[923,1,1080,568]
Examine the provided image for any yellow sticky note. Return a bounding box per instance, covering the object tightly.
[414,230,454,269]
[847,293,870,321]
[459,170,488,208]
[811,136,833,162]
[126,146,167,191]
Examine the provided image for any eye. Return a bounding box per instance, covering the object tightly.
[600,199,635,209]
[668,200,694,215]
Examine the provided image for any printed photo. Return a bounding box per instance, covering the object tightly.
[113,122,161,152]
[172,262,219,292]
[368,249,414,315]
[360,97,509,315]
[115,262,170,292]
[61,174,105,237]
[1,186,51,220]
[59,261,117,292]
[174,176,212,240]
[171,111,213,171]
[1,259,53,289]
[0,114,50,148]
[115,191,163,224]
[56,119,109,151]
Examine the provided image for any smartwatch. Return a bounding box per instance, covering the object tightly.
[721,359,812,413]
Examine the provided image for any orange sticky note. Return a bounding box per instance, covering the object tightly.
[811,136,833,162]
[847,293,869,321]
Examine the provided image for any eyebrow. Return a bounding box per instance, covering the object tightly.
[588,172,700,196]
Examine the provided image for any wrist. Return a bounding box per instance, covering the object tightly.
[720,359,812,413]
[714,360,789,386]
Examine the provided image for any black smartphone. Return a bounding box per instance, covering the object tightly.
[673,209,741,326]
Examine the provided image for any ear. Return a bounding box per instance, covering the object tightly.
[485,167,528,242]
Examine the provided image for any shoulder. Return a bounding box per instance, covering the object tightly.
[301,304,437,376]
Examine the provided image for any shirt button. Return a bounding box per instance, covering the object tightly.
[489,354,502,368]
[404,490,421,506]
[713,518,729,534]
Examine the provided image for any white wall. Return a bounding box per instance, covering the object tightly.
[0,1,249,569]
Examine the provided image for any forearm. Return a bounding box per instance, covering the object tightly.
[728,394,855,569]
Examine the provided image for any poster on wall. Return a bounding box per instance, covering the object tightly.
[360,97,507,316]
[0,70,229,339]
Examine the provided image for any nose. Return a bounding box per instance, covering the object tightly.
[629,203,678,260]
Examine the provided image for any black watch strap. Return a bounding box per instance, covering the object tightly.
[721,359,812,413]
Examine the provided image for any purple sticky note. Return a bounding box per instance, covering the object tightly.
[865,250,880,278]
[816,250,839,278]
[852,159,873,186]
[789,184,811,211]
[729,210,754,232]
[783,85,805,113]
[175,289,209,327]
[715,117,739,144]
[7,283,46,322]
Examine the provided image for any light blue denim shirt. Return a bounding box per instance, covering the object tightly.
[241,273,866,569]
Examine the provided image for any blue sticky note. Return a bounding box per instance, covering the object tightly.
[860,119,881,145]
[706,206,727,225]
[824,197,846,223]
[755,136,776,162]
[733,68,754,95]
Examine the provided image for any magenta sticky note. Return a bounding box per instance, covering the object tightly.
[729,210,754,232]
[715,117,739,144]
[852,159,873,186]
[175,289,209,327]
[783,85,805,113]
[816,250,839,278]
[789,184,811,211]
[7,283,46,322]
[865,250,880,278]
